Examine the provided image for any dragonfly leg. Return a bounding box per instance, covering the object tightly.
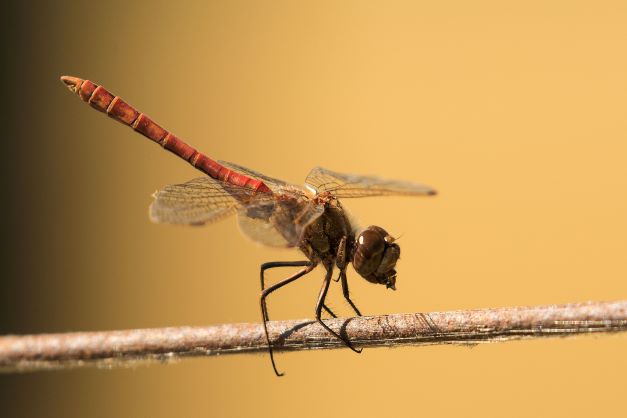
[260,261,334,318]
[333,236,348,282]
[315,267,362,353]
[260,261,311,292]
[260,263,316,377]
[334,235,362,316]
[340,270,362,317]
[322,304,338,318]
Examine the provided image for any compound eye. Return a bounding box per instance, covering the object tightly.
[358,230,385,255]
[353,230,385,278]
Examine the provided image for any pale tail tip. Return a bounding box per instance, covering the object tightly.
[60,75,82,93]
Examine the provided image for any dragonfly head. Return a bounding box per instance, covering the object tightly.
[352,226,400,291]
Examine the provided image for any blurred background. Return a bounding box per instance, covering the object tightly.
[1,1,626,417]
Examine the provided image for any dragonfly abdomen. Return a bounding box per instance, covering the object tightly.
[60,76,271,194]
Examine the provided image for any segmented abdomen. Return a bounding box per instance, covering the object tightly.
[61,76,271,194]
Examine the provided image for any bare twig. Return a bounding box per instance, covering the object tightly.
[1,300,625,373]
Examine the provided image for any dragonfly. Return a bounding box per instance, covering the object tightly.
[61,75,437,376]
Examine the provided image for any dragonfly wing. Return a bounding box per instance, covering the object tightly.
[150,176,263,225]
[218,160,306,196]
[304,166,437,198]
[237,207,292,247]
[237,198,324,248]
[294,201,326,231]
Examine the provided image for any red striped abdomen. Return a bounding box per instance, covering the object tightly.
[60,76,271,194]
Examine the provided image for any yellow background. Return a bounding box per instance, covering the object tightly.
[2,1,626,417]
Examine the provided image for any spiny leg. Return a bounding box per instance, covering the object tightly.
[260,261,311,292]
[324,235,356,318]
[260,263,316,376]
[340,270,362,317]
[315,266,362,353]
[333,235,348,282]
[260,261,337,318]
[322,304,338,318]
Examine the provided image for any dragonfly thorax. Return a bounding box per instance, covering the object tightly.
[298,201,354,265]
[352,226,400,290]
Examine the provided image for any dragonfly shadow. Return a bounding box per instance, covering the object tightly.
[277,317,360,349]
[276,320,315,347]
[338,316,359,342]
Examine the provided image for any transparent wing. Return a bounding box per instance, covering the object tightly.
[219,160,306,197]
[237,207,292,247]
[304,167,437,198]
[149,177,268,225]
[237,199,325,248]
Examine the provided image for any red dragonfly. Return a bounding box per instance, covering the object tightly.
[61,75,437,375]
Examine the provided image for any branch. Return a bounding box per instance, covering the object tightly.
[1,300,625,373]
